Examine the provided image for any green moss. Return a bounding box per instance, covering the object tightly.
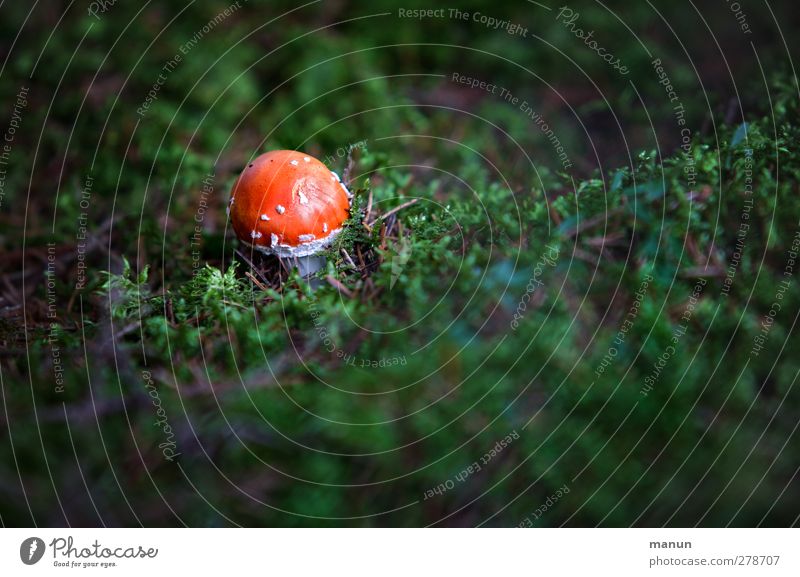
[2,1,799,527]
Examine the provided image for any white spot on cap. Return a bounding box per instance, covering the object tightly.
[331,171,340,182]
[250,227,342,258]
[250,231,262,239]
[229,196,235,205]
[260,214,270,221]
[323,222,328,233]
[298,191,309,205]
[290,160,299,166]
[276,205,285,214]
[303,156,311,162]
[298,234,316,243]
[340,182,351,197]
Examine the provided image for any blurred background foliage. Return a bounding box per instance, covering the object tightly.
[0,0,798,526]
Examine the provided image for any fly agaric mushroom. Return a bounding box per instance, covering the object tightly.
[228,150,351,277]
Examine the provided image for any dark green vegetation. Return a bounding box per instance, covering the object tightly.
[1,1,798,526]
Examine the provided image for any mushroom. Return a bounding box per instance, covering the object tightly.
[228,150,351,278]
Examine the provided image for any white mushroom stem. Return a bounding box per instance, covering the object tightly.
[295,255,327,279]
[241,228,342,279]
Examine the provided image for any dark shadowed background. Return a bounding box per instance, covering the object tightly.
[0,0,798,527]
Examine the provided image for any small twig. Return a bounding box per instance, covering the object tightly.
[379,221,388,250]
[236,248,276,289]
[584,232,627,248]
[343,146,358,185]
[340,248,358,271]
[235,248,257,268]
[115,322,142,340]
[363,188,374,231]
[365,278,382,302]
[184,311,213,327]
[326,275,354,297]
[246,271,269,292]
[681,266,725,278]
[572,248,600,265]
[356,245,367,272]
[548,205,563,227]
[369,198,419,227]
[562,207,625,238]
[381,213,402,247]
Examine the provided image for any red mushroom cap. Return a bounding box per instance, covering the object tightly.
[228,150,351,257]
